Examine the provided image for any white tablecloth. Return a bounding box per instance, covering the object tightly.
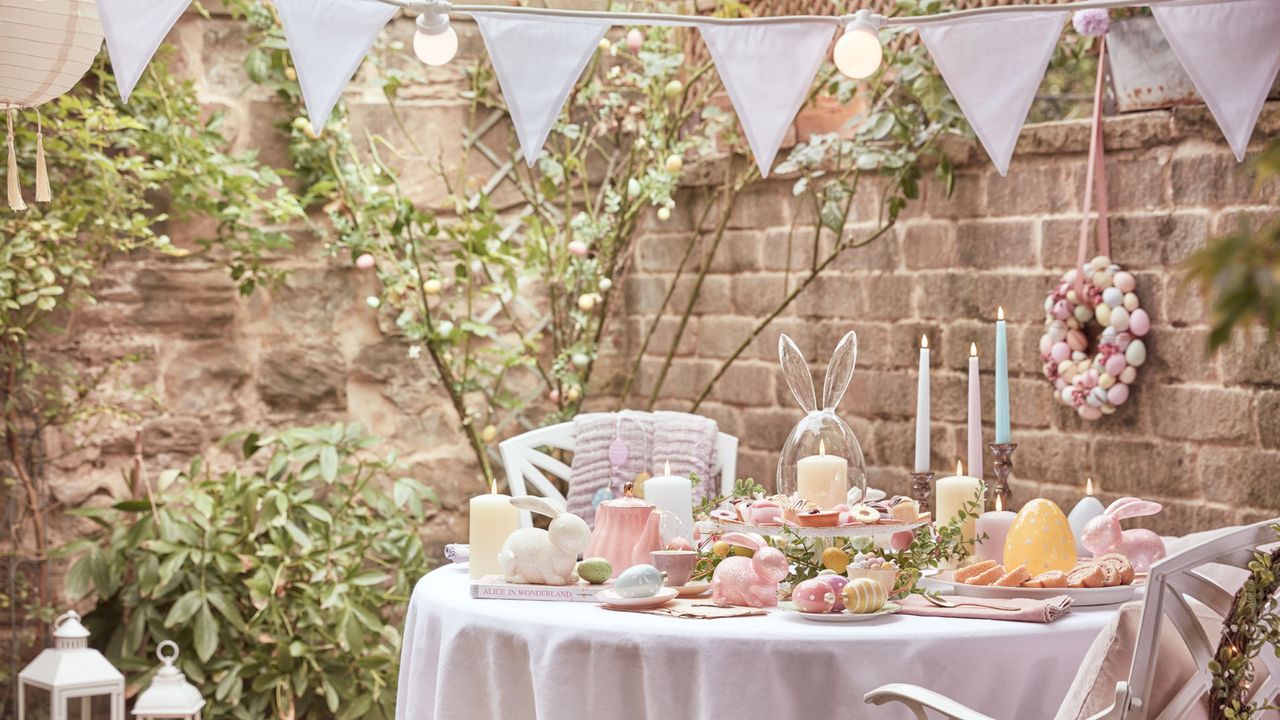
[395,565,1116,720]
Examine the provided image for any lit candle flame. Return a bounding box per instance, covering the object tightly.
[970,342,978,357]
[996,494,1003,513]
[921,334,929,349]
[819,439,826,456]
[490,478,498,495]
[957,460,964,476]
[997,306,1005,321]
[1086,477,1095,497]
[664,460,671,477]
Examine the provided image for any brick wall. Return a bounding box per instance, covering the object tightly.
[617,107,1280,535]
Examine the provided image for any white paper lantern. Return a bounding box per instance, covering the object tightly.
[0,0,103,109]
[131,641,205,720]
[17,610,125,720]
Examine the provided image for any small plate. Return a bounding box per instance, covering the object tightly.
[672,582,711,598]
[596,587,679,609]
[781,601,901,622]
[938,572,1139,607]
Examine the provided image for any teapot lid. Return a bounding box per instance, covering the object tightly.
[603,481,652,508]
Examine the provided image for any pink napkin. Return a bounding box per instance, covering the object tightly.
[896,594,1074,623]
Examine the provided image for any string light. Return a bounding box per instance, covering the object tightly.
[413,1,458,66]
[834,9,883,80]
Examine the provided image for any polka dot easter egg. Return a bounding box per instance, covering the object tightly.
[1002,499,1078,575]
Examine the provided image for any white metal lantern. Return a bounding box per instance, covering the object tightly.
[17,609,125,720]
[131,641,205,720]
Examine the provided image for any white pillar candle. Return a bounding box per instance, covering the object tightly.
[469,483,521,580]
[1067,478,1107,556]
[967,343,983,481]
[796,440,848,510]
[645,461,695,540]
[975,494,1016,563]
[935,461,983,551]
[915,335,931,472]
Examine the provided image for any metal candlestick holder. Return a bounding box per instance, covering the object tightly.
[988,442,1018,509]
[909,470,934,514]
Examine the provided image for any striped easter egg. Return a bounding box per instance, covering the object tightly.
[841,577,887,614]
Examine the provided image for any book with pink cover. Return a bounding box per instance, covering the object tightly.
[470,575,611,603]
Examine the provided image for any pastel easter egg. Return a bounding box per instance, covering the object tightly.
[1110,306,1130,332]
[592,487,614,510]
[1051,342,1071,363]
[889,530,914,552]
[1072,351,1087,363]
[1114,271,1136,293]
[1102,287,1123,308]
[1107,264,1121,274]
[1095,303,1112,327]
[1068,317,1082,330]
[792,578,837,613]
[1003,499,1079,575]
[1115,332,1133,352]
[1087,387,1106,407]
[1067,330,1087,352]
[1101,404,1116,415]
[817,574,850,611]
[1064,268,1078,284]
[1057,359,1076,377]
[1094,271,1113,289]
[1067,289,1080,304]
[1080,371,1098,390]
[626,28,643,51]
[1044,296,1056,314]
[1129,309,1150,337]
[1099,372,1116,389]
[1039,334,1053,355]
[1053,299,1072,320]
[1124,292,1140,312]
[568,240,589,257]
[1105,354,1127,376]
[1090,255,1112,270]
[1060,386,1076,405]
[1126,339,1148,367]
[1074,304,1093,323]
[1055,378,1068,391]
[1049,320,1067,341]
[577,557,613,585]
[1107,383,1130,406]
[1120,366,1137,384]
[1078,404,1103,420]
[842,577,888,614]
[615,564,666,598]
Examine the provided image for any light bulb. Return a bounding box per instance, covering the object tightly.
[834,18,883,79]
[414,25,458,66]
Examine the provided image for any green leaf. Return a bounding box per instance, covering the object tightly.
[319,445,339,482]
[113,499,157,512]
[164,589,204,628]
[349,570,390,587]
[193,603,220,662]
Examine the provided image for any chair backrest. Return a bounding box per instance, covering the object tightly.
[1115,519,1280,720]
[497,420,739,527]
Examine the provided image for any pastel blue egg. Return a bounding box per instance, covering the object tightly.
[591,488,613,510]
[614,564,666,598]
[1102,287,1124,308]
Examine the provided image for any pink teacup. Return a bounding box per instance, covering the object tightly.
[650,550,698,587]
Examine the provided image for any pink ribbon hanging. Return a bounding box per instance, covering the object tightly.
[1074,37,1112,305]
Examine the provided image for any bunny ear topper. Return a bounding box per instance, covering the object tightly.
[779,334,817,413]
[821,331,858,412]
[719,532,766,551]
[1104,497,1162,520]
[510,495,565,518]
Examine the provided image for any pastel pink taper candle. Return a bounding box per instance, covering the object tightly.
[967,343,983,482]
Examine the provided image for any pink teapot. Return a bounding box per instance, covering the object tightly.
[586,482,666,578]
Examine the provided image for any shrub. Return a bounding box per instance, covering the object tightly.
[61,423,435,719]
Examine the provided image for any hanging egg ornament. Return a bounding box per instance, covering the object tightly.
[1002,499,1078,575]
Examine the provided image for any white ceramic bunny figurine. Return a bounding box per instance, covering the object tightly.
[710,532,789,607]
[776,331,868,505]
[498,497,593,585]
[1080,496,1167,572]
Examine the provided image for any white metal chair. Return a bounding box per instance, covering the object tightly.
[864,519,1280,720]
[498,420,738,527]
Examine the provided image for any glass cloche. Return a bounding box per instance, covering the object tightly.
[776,331,868,509]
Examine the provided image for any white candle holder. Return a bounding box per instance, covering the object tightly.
[775,332,867,507]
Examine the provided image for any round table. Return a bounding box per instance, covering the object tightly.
[395,565,1118,720]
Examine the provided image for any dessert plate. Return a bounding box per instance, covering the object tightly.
[938,573,1139,606]
[672,582,711,598]
[596,587,678,609]
[780,601,901,622]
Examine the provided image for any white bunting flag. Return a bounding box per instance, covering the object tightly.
[919,11,1067,176]
[273,0,398,132]
[698,22,835,177]
[1153,0,1280,161]
[95,0,192,101]
[473,13,610,166]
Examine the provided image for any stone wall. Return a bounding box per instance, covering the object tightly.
[37,10,1280,566]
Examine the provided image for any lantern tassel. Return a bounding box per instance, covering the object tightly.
[34,109,49,203]
[6,108,26,212]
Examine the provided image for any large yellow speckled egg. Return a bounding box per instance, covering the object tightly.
[1002,499,1078,575]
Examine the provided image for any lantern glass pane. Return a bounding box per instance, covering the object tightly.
[20,684,51,717]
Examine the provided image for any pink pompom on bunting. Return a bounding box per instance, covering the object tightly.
[1072,9,1110,37]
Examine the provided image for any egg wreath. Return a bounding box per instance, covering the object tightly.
[1039,255,1150,421]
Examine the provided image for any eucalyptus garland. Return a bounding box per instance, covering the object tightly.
[1209,524,1280,720]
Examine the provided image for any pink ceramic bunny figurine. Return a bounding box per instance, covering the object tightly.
[1081,496,1167,572]
[710,532,789,607]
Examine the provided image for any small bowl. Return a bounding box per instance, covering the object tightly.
[795,511,841,527]
[846,567,902,597]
